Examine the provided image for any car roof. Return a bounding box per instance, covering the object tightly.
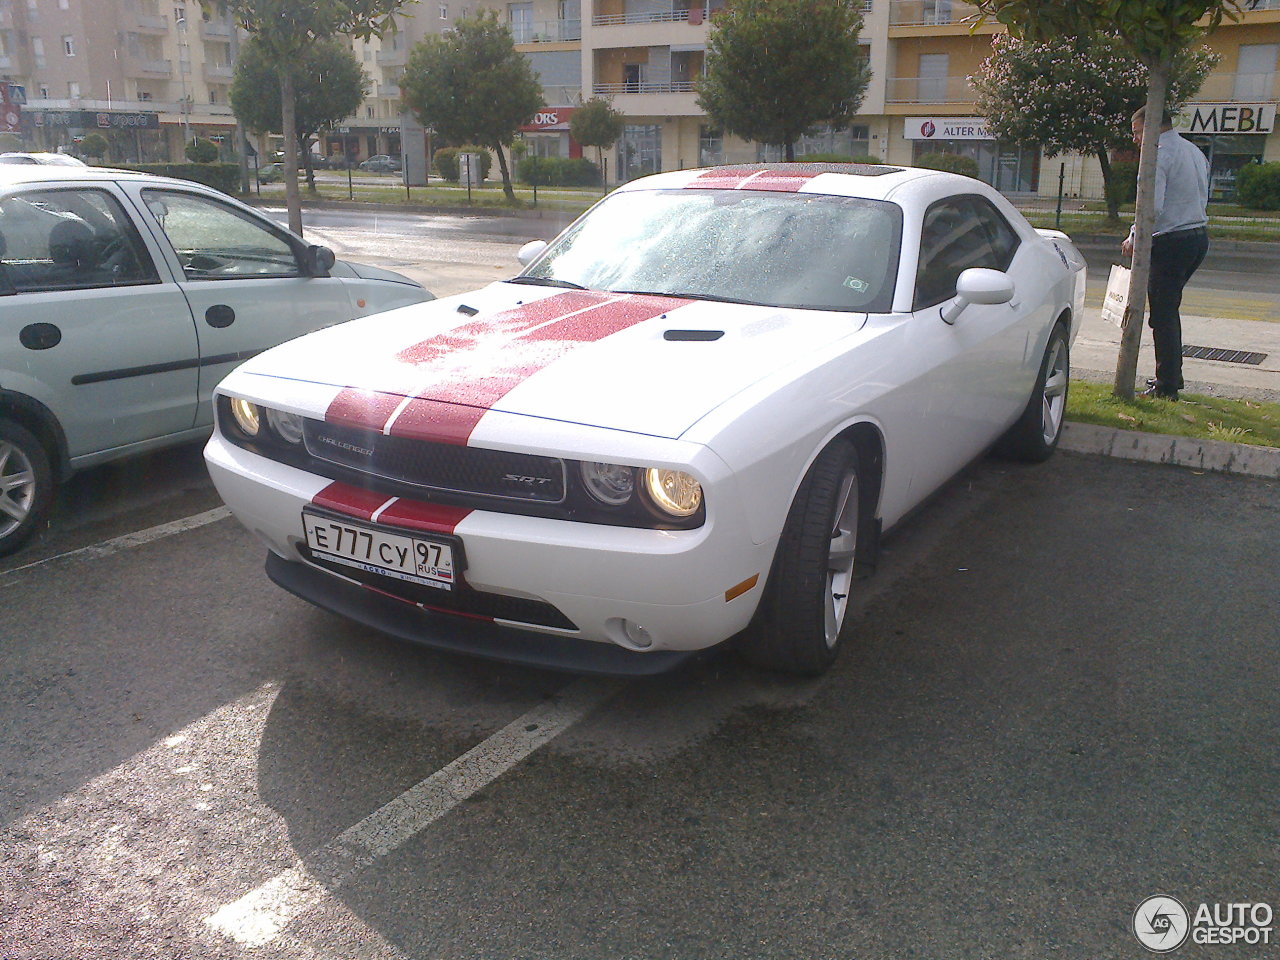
[615,162,979,205]
[0,163,186,190]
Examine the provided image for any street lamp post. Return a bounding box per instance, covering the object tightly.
[176,16,192,151]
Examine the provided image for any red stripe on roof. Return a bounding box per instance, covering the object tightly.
[740,171,820,192]
[375,498,472,535]
[312,482,393,521]
[688,169,754,190]
[385,291,687,444]
[686,168,821,192]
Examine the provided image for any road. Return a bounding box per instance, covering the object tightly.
[2,449,1278,959]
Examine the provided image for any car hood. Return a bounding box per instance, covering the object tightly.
[337,260,423,286]
[236,283,867,440]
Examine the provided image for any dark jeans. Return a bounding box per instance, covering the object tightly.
[1147,227,1209,390]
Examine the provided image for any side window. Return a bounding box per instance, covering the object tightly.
[142,189,301,280]
[0,187,160,294]
[914,196,1020,309]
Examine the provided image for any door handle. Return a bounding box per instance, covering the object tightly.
[205,304,235,328]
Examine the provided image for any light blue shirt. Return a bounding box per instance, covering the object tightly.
[1138,129,1210,238]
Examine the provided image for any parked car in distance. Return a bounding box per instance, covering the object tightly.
[205,162,1086,677]
[359,155,402,174]
[0,164,434,556]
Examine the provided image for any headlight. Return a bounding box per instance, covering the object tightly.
[266,407,306,445]
[644,468,702,518]
[229,397,261,437]
[581,461,635,505]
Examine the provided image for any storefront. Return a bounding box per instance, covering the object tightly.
[20,108,164,161]
[1177,102,1276,201]
[518,107,581,160]
[904,116,1039,193]
[322,124,403,165]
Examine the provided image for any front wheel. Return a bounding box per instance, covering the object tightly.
[995,321,1070,463]
[740,439,862,676]
[0,419,53,557]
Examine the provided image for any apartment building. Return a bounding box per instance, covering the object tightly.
[0,0,241,159]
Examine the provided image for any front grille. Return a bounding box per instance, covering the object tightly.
[301,546,579,631]
[304,420,566,503]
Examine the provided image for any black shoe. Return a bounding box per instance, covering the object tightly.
[1141,383,1178,400]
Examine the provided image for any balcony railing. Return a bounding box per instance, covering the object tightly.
[375,47,406,64]
[203,62,233,81]
[592,9,690,25]
[888,0,982,26]
[593,80,697,94]
[377,82,401,98]
[885,75,974,103]
[511,18,582,42]
[198,19,233,38]
[126,57,173,78]
[134,12,169,31]
[1194,69,1280,102]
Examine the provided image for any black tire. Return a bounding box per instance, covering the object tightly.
[0,419,53,557]
[740,439,861,676]
[995,321,1070,463]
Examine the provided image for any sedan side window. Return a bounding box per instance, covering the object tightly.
[142,189,300,280]
[914,196,1018,310]
[0,188,160,294]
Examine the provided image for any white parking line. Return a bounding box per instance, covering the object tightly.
[0,507,231,579]
[205,676,623,947]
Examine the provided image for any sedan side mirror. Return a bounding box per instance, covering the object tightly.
[940,268,1015,325]
[304,244,336,278]
[516,239,548,267]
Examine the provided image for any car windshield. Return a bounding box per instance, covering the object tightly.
[522,188,902,313]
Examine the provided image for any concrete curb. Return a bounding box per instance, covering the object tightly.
[1060,422,1280,479]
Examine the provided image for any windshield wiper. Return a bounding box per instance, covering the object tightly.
[508,276,587,290]
[614,289,768,307]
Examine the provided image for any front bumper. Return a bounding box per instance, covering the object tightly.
[205,435,777,664]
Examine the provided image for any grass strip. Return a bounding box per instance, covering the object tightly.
[1066,380,1280,448]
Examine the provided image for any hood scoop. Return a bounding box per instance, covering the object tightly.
[663,329,724,342]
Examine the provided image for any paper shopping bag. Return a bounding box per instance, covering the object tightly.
[1100,263,1130,327]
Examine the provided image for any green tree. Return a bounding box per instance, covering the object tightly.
[211,0,407,235]
[975,0,1242,400]
[79,132,109,160]
[973,33,1215,221]
[569,97,624,183]
[696,0,869,161]
[231,36,367,191]
[400,11,544,202]
[185,137,220,162]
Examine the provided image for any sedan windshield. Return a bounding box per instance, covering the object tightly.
[523,188,901,313]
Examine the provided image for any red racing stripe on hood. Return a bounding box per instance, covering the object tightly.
[312,482,472,534]
[312,482,395,521]
[382,291,689,444]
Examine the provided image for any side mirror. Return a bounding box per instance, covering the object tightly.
[940,268,1015,324]
[516,239,548,267]
[304,244,336,277]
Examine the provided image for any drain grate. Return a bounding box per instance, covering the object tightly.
[1182,344,1268,365]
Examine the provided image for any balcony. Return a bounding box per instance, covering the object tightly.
[199,19,233,39]
[1194,69,1280,102]
[375,47,406,65]
[511,18,582,42]
[888,0,988,28]
[203,62,233,81]
[377,82,401,98]
[133,12,169,33]
[125,57,173,78]
[593,9,690,25]
[542,83,582,104]
[885,74,975,104]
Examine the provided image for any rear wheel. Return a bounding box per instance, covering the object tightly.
[0,419,53,557]
[996,321,1069,463]
[740,439,861,676]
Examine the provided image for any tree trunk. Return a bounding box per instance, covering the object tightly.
[785,141,795,161]
[302,134,317,194]
[495,142,515,202]
[1113,59,1169,401]
[1096,147,1118,221]
[280,70,303,237]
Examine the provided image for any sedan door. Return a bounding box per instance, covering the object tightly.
[0,184,200,460]
[128,186,353,427]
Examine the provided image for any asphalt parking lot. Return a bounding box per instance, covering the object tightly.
[2,449,1277,959]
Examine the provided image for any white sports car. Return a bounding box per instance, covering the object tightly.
[205,163,1086,675]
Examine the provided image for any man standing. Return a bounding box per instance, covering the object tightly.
[1121,107,1210,401]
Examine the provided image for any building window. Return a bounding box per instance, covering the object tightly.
[138,90,152,100]
[508,2,532,43]
[62,34,74,56]
[699,125,723,166]
[58,0,69,9]
[31,36,45,68]
[439,3,448,17]
[67,80,79,96]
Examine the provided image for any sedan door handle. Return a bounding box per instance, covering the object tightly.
[205,304,236,328]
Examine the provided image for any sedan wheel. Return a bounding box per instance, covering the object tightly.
[995,321,1070,463]
[740,438,861,675]
[0,420,53,557]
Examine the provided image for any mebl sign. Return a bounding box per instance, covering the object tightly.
[1175,103,1276,135]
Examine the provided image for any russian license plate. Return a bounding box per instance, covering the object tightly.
[302,510,456,591]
